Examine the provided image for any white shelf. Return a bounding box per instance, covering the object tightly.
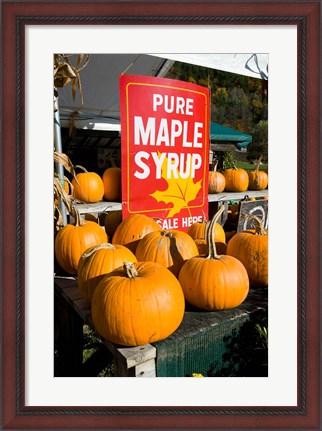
[74,190,268,214]
[208,189,268,202]
[75,201,122,214]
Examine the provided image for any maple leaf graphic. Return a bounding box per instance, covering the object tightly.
[150,154,202,218]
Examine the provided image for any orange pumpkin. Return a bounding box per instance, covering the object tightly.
[208,160,225,194]
[54,209,107,275]
[112,214,161,253]
[78,243,137,301]
[179,205,249,311]
[248,157,268,191]
[226,213,268,287]
[135,229,199,277]
[223,165,249,192]
[72,166,104,203]
[102,167,121,201]
[91,261,185,346]
[104,210,122,240]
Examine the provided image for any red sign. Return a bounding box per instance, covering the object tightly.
[120,75,209,231]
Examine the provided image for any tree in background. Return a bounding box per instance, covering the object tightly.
[247,120,268,163]
[166,63,268,153]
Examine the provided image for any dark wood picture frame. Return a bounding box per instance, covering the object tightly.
[1,1,320,429]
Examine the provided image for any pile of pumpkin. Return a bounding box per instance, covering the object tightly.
[208,157,268,194]
[54,196,268,348]
[54,151,122,206]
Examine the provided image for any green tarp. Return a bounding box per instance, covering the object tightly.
[210,122,252,149]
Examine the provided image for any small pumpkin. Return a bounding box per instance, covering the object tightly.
[208,160,226,194]
[226,213,268,287]
[248,156,268,191]
[102,166,122,201]
[78,243,137,301]
[112,214,161,253]
[179,205,249,311]
[135,229,199,277]
[223,164,249,192]
[54,208,108,275]
[104,210,122,240]
[91,261,185,346]
[72,165,104,203]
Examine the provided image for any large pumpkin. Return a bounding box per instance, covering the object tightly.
[179,205,249,311]
[208,160,226,194]
[135,229,199,277]
[54,209,107,275]
[72,165,104,203]
[78,243,137,301]
[102,167,121,201]
[223,165,249,192]
[226,213,268,287]
[91,261,185,346]
[112,214,161,253]
[248,157,268,191]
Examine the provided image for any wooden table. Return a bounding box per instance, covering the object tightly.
[54,276,268,377]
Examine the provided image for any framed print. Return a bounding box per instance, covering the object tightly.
[1,1,320,429]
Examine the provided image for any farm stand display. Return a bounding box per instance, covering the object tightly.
[54,54,268,378]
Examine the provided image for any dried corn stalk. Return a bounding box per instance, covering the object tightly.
[54,54,90,110]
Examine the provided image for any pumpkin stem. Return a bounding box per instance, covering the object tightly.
[161,231,173,237]
[201,210,208,223]
[124,261,139,278]
[241,213,267,235]
[205,204,225,259]
[71,206,86,227]
[81,243,115,259]
[212,159,219,172]
[75,164,88,173]
[254,155,263,172]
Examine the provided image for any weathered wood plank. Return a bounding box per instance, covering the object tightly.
[208,189,268,202]
[116,344,157,368]
[75,201,122,214]
[133,359,156,377]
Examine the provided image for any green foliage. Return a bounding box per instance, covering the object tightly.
[166,62,268,139]
[247,120,268,162]
[214,151,236,171]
